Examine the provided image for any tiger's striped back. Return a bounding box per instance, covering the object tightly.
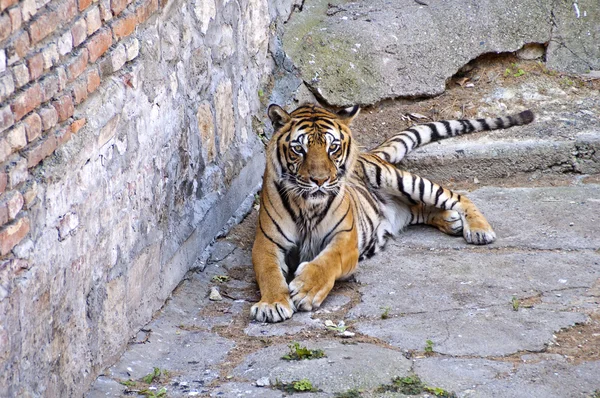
[370,110,534,164]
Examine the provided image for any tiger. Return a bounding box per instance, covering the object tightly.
[251,103,534,323]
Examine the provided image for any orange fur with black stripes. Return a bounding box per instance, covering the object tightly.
[252,104,534,322]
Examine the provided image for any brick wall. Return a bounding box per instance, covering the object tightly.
[0,0,147,253]
[0,0,298,395]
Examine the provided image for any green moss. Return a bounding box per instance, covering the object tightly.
[282,0,379,104]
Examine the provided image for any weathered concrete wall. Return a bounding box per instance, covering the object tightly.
[282,0,600,106]
[0,0,293,396]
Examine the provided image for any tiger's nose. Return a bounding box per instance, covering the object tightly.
[310,176,329,187]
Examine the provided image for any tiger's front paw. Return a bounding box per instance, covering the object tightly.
[251,295,295,323]
[463,220,496,245]
[289,262,335,312]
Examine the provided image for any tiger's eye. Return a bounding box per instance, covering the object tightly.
[292,145,304,154]
[329,144,339,152]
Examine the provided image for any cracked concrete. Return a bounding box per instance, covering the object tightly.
[281,0,599,106]
[86,179,600,397]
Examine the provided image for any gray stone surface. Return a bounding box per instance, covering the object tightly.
[283,0,599,106]
[354,307,586,356]
[283,0,552,105]
[394,185,600,250]
[546,0,600,73]
[473,359,600,398]
[233,341,412,394]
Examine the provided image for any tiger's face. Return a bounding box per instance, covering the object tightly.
[267,104,359,202]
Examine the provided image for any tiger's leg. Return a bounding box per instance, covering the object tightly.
[401,173,494,244]
[289,202,359,311]
[409,203,463,236]
[360,155,494,244]
[251,195,297,323]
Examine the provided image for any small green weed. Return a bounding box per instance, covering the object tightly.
[424,339,434,355]
[142,367,162,384]
[394,375,424,394]
[119,379,136,387]
[512,296,520,311]
[380,306,391,319]
[273,378,319,393]
[376,375,456,397]
[334,388,363,397]
[139,387,167,398]
[561,77,574,86]
[424,385,457,397]
[589,390,600,398]
[282,342,326,361]
[211,275,230,283]
[504,63,526,78]
[293,379,315,391]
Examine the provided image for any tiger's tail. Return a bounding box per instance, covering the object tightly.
[369,110,534,164]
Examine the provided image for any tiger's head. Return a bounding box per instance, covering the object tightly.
[267,104,360,202]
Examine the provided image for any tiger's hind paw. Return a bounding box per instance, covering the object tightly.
[251,297,295,323]
[463,226,496,245]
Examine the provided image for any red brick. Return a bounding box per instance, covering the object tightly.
[0,172,7,195]
[52,95,74,122]
[136,0,158,24]
[86,28,112,63]
[7,30,31,60]
[25,134,57,168]
[56,0,78,24]
[66,49,89,82]
[20,179,37,209]
[112,12,136,39]
[28,10,59,44]
[78,0,92,11]
[11,83,42,121]
[55,127,72,147]
[40,73,59,102]
[70,118,86,133]
[71,18,88,47]
[0,105,14,134]
[27,53,44,80]
[23,113,42,142]
[0,0,18,12]
[111,0,127,15]
[86,67,100,93]
[71,78,87,104]
[8,6,22,33]
[0,190,24,222]
[0,14,11,42]
[0,216,30,256]
[38,106,58,130]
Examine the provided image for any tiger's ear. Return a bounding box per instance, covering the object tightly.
[336,105,360,125]
[268,104,291,130]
